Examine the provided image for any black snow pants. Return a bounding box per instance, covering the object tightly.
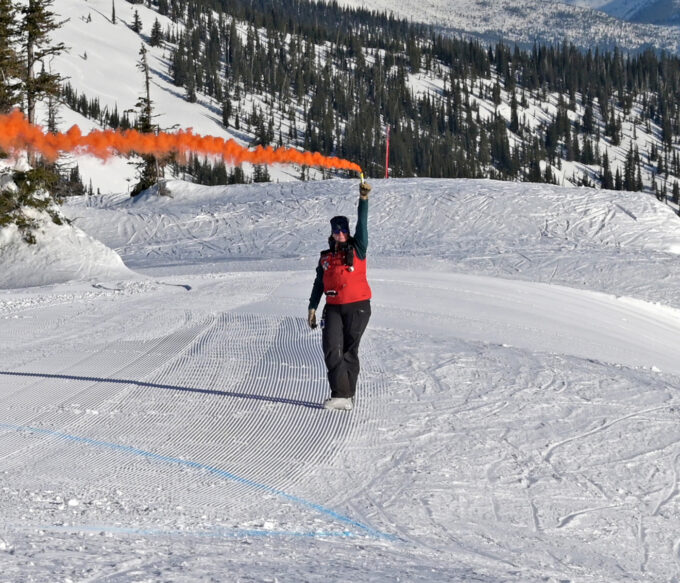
[322,300,371,398]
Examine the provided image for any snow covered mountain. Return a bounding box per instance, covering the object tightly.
[621,0,680,25]
[37,0,680,219]
[567,0,680,25]
[49,0,276,195]
[332,0,680,52]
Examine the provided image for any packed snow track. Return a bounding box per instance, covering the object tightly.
[0,295,389,538]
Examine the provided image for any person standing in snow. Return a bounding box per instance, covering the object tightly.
[307,180,373,411]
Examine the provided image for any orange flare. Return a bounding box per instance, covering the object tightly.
[0,109,362,174]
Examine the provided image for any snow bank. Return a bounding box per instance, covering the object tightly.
[0,207,133,289]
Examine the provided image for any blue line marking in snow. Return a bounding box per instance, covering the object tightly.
[39,524,358,539]
[0,422,396,541]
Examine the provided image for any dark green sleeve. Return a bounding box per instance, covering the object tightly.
[308,262,324,310]
[353,198,368,260]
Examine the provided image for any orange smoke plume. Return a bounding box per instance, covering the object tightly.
[0,109,362,174]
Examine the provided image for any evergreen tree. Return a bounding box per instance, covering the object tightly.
[582,102,594,134]
[132,10,142,34]
[131,44,159,196]
[615,167,623,190]
[509,91,519,134]
[0,0,21,114]
[150,18,163,47]
[19,0,66,125]
[222,98,232,128]
[601,152,614,190]
[0,0,68,242]
[253,164,270,182]
[136,44,153,133]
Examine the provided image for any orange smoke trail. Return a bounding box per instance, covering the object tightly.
[0,109,362,174]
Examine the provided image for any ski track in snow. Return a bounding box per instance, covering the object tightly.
[0,299,389,539]
[3,178,680,580]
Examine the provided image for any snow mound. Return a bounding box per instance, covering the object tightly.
[0,209,133,289]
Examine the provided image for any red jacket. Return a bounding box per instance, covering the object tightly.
[309,198,371,310]
[320,247,371,305]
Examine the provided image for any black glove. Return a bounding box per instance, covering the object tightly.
[308,308,317,329]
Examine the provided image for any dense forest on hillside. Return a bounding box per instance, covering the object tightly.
[131,0,680,210]
[4,0,680,214]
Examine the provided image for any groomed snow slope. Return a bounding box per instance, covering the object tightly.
[2,178,680,581]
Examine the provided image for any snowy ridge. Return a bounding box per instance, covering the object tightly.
[596,0,680,24]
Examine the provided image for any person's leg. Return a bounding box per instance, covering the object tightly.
[341,301,371,397]
[322,305,351,398]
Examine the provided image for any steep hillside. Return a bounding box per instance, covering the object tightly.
[0,0,665,220]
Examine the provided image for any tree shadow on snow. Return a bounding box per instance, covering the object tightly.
[0,371,323,410]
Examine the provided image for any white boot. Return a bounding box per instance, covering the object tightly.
[323,397,354,411]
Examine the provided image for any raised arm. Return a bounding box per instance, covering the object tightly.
[353,181,371,260]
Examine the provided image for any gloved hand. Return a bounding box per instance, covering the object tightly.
[307,308,317,329]
[359,181,372,198]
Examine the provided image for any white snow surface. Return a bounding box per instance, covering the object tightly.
[3,178,680,581]
[0,166,133,289]
[0,213,133,289]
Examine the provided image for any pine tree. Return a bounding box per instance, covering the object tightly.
[0,0,21,114]
[601,152,614,190]
[150,18,163,47]
[19,0,66,125]
[253,164,270,182]
[131,44,158,196]
[222,97,232,128]
[582,102,594,134]
[136,44,153,133]
[615,167,623,190]
[509,91,519,134]
[132,10,142,34]
[0,0,66,242]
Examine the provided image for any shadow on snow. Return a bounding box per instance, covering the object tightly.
[0,370,323,410]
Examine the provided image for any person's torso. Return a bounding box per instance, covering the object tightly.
[321,248,371,305]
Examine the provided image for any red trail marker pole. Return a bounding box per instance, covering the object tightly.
[385,125,390,179]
